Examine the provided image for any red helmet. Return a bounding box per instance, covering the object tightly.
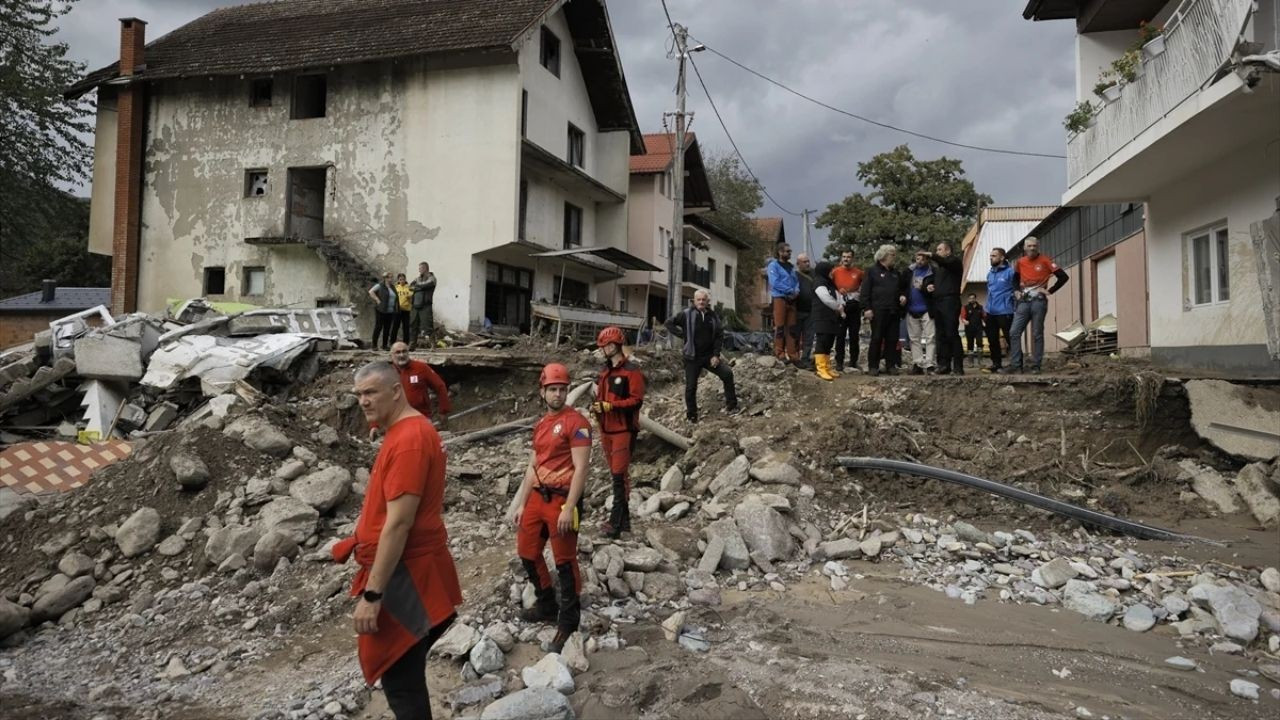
[539,362,571,387]
[597,326,625,348]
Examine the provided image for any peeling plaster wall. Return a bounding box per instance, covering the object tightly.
[1145,142,1275,350]
[135,56,520,332]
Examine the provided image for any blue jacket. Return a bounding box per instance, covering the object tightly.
[766,259,799,298]
[986,262,1016,315]
[907,264,934,316]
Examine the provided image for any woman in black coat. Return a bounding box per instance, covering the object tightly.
[811,261,846,381]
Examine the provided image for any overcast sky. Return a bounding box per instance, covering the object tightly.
[55,0,1076,253]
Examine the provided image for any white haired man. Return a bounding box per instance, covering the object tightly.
[858,244,908,376]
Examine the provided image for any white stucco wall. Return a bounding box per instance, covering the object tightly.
[621,174,670,289]
[1145,142,1277,349]
[700,234,740,312]
[132,56,520,331]
[87,92,118,257]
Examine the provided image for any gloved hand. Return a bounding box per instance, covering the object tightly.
[590,401,612,414]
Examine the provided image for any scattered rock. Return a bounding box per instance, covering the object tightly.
[1035,557,1079,589]
[748,452,801,485]
[1262,567,1280,593]
[1233,463,1279,526]
[1061,580,1116,622]
[252,531,299,572]
[708,455,750,496]
[1164,656,1197,671]
[696,537,724,574]
[0,598,31,639]
[1179,460,1240,514]
[446,674,504,710]
[817,538,861,560]
[705,518,750,570]
[1189,583,1261,643]
[289,466,351,513]
[0,488,38,525]
[479,687,574,720]
[432,622,480,657]
[204,525,262,566]
[561,633,589,673]
[732,500,795,562]
[1229,678,1259,700]
[469,637,505,675]
[156,535,187,556]
[661,611,686,642]
[622,547,663,572]
[31,576,94,622]
[256,497,319,544]
[169,452,210,490]
[858,536,882,559]
[57,551,95,579]
[115,507,161,558]
[1122,604,1155,632]
[521,653,575,695]
[659,464,684,493]
[275,459,308,481]
[226,415,293,457]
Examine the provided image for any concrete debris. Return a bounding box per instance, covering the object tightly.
[1122,604,1156,632]
[1233,462,1280,526]
[1179,460,1242,514]
[1184,380,1280,461]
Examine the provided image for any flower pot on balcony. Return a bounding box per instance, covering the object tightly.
[1101,84,1122,103]
[1142,35,1166,59]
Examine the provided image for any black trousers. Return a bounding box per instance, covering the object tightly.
[985,314,1013,369]
[814,332,835,355]
[834,300,861,369]
[933,295,963,370]
[372,311,395,350]
[683,356,737,420]
[381,613,456,720]
[389,310,411,344]
[866,309,900,370]
[965,324,984,353]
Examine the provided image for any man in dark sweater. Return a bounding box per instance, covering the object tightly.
[665,289,738,423]
[795,253,815,369]
[858,244,908,376]
[926,241,965,375]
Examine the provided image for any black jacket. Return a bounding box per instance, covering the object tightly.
[859,262,908,311]
[811,261,843,335]
[932,254,964,297]
[795,272,815,314]
[665,307,723,359]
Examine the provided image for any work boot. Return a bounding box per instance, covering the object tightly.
[598,521,621,540]
[867,367,880,377]
[814,354,835,381]
[909,364,923,376]
[519,585,559,624]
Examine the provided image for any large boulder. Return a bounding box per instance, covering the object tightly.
[732,499,795,562]
[252,531,299,572]
[256,497,318,544]
[169,451,211,490]
[480,688,574,720]
[31,575,95,622]
[225,415,293,457]
[0,488,38,525]
[116,507,161,558]
[289,466,351,513]
[0,598,30,639]
[1188,583,1261,643]
[622,547,663,572]
[205,525,262,565]
[708,455,751,496]
[469,636,505,675]
[659,464,684,493]
[749,452,802,485]
[704,518,750,570]
[520,654,575,695]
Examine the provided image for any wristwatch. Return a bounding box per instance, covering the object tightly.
[362,589,383,603]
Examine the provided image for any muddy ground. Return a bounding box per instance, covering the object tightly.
[1,348,1276,719]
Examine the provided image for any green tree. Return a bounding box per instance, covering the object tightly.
[816,145,991,265]
[0,0,95,286]
[701,151,767,312]
[0,194,109,295]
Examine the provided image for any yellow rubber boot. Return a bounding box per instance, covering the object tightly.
[814,354,835,381]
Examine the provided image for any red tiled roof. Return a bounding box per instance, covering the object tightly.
[629,132,695,174]
[751,217,784,243]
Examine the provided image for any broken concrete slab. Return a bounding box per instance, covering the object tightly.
[49,305,115,358]
[1178,460,1241,514]
[0,357,77,412]
[144,402,180,432]
[1232,462,1280,527]
[142,333,320,396]
[74,333,144,382]
[1184,380,1280,462]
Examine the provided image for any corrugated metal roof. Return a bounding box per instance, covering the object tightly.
[965,220,1044,284]
[0,287,110,313]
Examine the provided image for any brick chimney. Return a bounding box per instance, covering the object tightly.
[111,18,146,315]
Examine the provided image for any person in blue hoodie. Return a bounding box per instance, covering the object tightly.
[905,249,937,374]
[765,242,800,363]
[984,247,1016,373]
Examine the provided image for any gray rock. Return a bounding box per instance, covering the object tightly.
[226,415,293,457]
[678,629,710,652]
[252,531,299,572]
[705,518,750,570]
[732,500,795,562]
[315,426,340,447]
[0,488,38,525]
[115,507,161,558]
[0,598,30,639]
[1162,595,1190,616]
[1233,463,1279,527]
[521,654,575,695]
[1262,567,1280,593]
[561,632,589,673]
[479,688,574,720]
[469,637,505,675]
[1180,460,1240,514]
[432,622,480,657]
[446,675,504,710]
[659,464,684,493]
[622,547,663,572]
[484,623,516,653]
[664,501,690,520]
[275,459,308,481]
[156,535,187,557]
[1036,557,1079,589]
[642,572,680,603]
[708,455,751,496]
[1061,580,1116,622]
[951,521,991,545]
[170,452,210,490]
[1122,604,1156,632]
[57,551,95,579]
[748,452,801,486]
[204,525,262,565]
[256,497,318,543]
[1164,656,1197,671]
[817,538,862,561]
[859,536,882,558]
[697,537,724,574]
[289,466,351,513]
[1229,678,1259,700]
[1188,583,1261,643]
[31,575,94,622]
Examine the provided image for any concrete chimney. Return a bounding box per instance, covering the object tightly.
[40,279,57,304]
[111,18,146,315]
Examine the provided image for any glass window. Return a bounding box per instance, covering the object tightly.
[540,27,560,77]
[567,124,585,168]
[1188,224,1229,306]
[244,266,266,295]
[563,203,582,248]
[1215,228,1229,301]
[725,264,733,288]
[1191,234,1211,305]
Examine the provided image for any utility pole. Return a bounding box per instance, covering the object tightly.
[666,23,692,322]
[801,209,814,259]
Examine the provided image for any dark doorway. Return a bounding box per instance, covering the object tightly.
[287,168,326,240]
[485,261,532,333]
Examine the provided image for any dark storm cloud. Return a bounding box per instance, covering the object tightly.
[56,0,1076,251]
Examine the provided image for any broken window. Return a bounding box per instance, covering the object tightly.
[567,123,584,168]
[250,78,273,107]
[563,203,582,248]
[316,297,340,308]
[243,266,266,296]
[540,27,560,77]
[291,74,326,119]
[555,277,589,305]
[286,168,327,240]
[204,267,226,295]
[485,261,533,332]
[244,169,268,198]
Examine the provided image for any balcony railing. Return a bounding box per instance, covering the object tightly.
[681,260,711,288]
[1067,0,1255,186]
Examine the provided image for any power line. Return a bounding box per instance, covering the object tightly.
[690,36,1067,160]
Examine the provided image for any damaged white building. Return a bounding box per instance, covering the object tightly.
[68,0,647,335]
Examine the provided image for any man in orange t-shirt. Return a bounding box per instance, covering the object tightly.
[1006,236,1069,374]
[334,361,462,719]
[831,250,866,372]
[507,363,590,655]
[389,342,451,423]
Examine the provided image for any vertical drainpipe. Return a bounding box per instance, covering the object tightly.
[111,18,146,315]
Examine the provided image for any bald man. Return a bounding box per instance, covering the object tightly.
[665,290,738,423]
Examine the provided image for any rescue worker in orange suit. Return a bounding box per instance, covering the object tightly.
[390,342,451,426]
[506,363,590,654]
[333,361,462,720]
[591,326,645,539]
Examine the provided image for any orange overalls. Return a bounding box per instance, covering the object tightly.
[595,357,645,533]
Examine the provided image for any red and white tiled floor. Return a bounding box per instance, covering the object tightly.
[0,440,132,495]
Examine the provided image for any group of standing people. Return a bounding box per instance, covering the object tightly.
[369,262,438,351]
[766,235,1069,378]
